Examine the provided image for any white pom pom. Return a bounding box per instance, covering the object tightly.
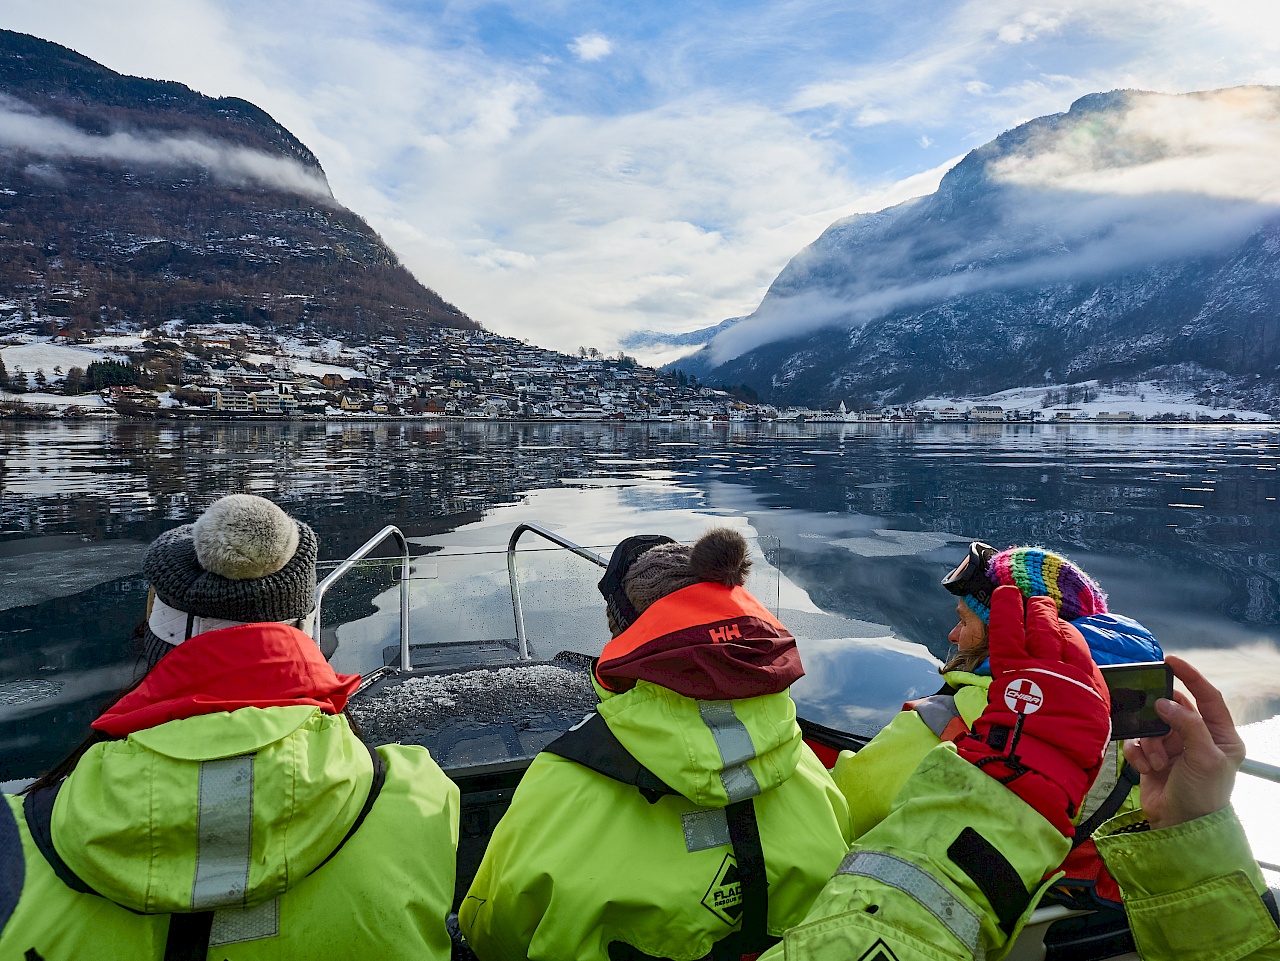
[192,494,300,580]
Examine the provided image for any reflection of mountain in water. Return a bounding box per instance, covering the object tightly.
[697,424,1280,655]
[1,420,1277,779]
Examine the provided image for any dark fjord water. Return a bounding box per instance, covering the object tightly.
[2,420,1279,781]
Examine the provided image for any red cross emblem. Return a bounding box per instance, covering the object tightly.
[1004,678,1044,715]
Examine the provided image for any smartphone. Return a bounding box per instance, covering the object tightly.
[1100,662,1174,740]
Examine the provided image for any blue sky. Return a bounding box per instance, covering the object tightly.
[5,0,1280,356]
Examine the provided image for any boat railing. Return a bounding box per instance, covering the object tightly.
[1242,758,1280,783]
[314,525,412,670]
[507,523,608,661]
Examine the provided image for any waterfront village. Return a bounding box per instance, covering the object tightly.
[0,324,1268,424]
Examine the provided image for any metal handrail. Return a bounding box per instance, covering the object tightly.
[1242,758,1280,783]
[314,525,412,671]
[508,523,608,661]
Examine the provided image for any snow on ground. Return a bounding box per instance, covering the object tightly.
[89,334,146,351]
[916,380,1272,421]
[275,334,361,358]
[0,341,127,380]
[242,352,363,380]
[288,359,364,379]
[0,390,107,407]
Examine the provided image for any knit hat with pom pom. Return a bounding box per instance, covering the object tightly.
[608,528,752,636]
[143,494,317,645]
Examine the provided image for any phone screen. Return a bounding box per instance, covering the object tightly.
[1100,662,1174,740]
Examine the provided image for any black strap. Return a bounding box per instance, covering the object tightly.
[543,714,679,804]
[948,826,1031,935]
[722,799,771,958]
[1071,762,1140,849]
[0,792,27,933]
[312,740,387,873]
[1263,889,1280,928]
[163,911,214,961]
[545,715,774,961]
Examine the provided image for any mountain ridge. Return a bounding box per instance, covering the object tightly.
[671,86,1280,413]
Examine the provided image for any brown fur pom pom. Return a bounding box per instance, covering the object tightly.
[689,528,751,587]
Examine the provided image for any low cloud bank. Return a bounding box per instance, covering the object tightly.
[707,87,1280,366]
[0,98,331,199]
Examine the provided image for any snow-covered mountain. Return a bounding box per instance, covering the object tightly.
[672,87,1280,413]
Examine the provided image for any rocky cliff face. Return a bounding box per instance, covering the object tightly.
[0,29,475,336]
[674,87,1280,412]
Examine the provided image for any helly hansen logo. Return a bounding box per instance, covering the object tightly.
[708,623,742,643]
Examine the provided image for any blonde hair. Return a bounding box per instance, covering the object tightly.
[941,638,989,674]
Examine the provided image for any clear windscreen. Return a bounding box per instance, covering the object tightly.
[315,533,782,679]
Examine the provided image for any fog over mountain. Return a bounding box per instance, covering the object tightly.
[670,87,1280,412]
[0,29,474,337]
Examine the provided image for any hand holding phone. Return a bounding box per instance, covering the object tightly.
[1121,654,1245,830]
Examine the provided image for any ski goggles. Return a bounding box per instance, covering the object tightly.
[598,534,676,632]
[941,541,999,609]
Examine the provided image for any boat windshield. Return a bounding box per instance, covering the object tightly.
[315,532,782,677]
[313,529,785,775]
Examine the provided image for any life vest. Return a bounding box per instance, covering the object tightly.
[460,585,849,961]
[595,582,803,700]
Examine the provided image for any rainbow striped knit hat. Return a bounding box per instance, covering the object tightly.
[964,546,1108,624]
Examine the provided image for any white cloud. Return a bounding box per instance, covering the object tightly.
[990,87,1280,204]
[788,0,1280,131]
[918,135,932,148]
[997,13,1062,44]
[0,98,331,198]
[570,33,613,62]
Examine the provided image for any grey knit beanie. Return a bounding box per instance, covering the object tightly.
[143,494,317,624]
[623,543,699,618]
[608,528,753,636]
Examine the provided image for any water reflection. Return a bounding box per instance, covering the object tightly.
[1,420,1277,778]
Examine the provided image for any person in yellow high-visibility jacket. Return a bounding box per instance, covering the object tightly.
[0,495,459,961]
